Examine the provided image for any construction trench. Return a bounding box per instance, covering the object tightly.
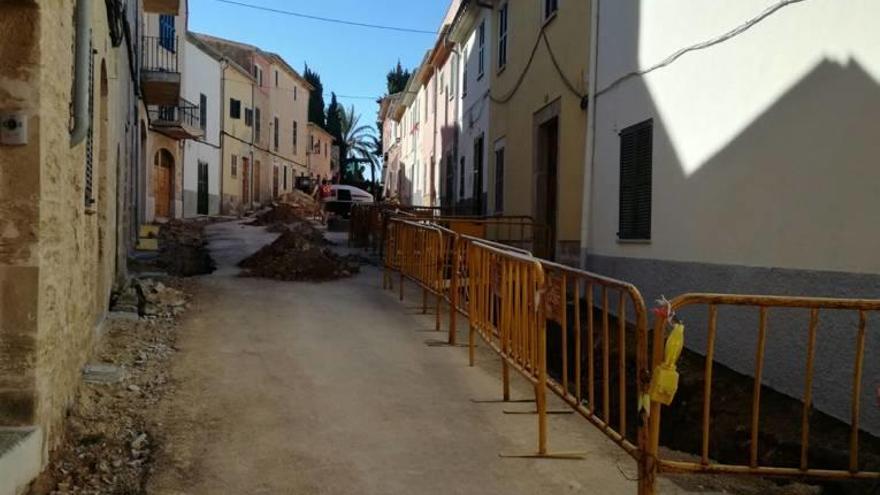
[30,203,880,495]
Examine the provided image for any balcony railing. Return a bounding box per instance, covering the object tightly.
[142,35,179,73]
[148,98,202,138]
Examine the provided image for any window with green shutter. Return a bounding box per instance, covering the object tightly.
[618,119,653,240]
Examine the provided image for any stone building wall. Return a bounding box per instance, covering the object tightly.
[0,0,133,454]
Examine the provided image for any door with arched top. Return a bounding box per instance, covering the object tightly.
[154,149,174,218]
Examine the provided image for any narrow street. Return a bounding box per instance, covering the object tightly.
[146,221,655,495]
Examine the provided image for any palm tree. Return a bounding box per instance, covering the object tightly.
[339,105,382,195]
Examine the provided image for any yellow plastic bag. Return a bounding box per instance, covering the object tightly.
[648,323,684,406]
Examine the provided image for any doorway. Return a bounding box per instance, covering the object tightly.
[273,166,279,198]
[197,161,209,215]
[154,148,174,219]
[241,157,251,208]
[254,160,261,204]
[535,116,559,259]
[472,135,484,215]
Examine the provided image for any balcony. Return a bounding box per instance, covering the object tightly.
[143,0,180,14]
[141,36,180,106]
[148,98,204,140]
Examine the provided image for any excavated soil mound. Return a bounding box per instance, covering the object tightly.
[238,223,359,282]
[248,203,315,226]
[158,219,216,277]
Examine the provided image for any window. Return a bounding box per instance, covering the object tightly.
[84,46,95,207]
[462,57,468,96]
[229,99,241,119]
[275,70,279,87]
[244,108,253,127]
[159,15,175,51]
[459,157,465,200]
[254,65,263,87]
[284,166,288,189]
[494,147,505,213]
[293,121,298,153]
[325,143,328,157]
[273,116,279,151]
[231,155,238,177]
[478,20,486,77]
[450,54,458,101]
[254,108,261,140]
[544,0,559,20]
[618,120,653,240]
[498,4,509,69]
[294,86,298,101]
[199,93,207,131]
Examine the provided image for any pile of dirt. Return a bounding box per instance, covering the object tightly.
[158,219,216,277]
[279,189,318,210]
[238,223,360,282]
[248,203,312,227]
[29,278,191,495]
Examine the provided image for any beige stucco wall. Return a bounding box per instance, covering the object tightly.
[220,63,254,213]
[489,1,590,263]
[0,0,133,455]
[307,124,333,182]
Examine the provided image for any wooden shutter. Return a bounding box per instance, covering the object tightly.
[618,120,653,240]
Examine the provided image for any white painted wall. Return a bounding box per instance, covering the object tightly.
[182,38,221,216]
[587,0,880,435]
[589,0,880,273]
[457,9,492,207]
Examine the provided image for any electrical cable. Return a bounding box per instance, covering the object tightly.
[489,24,585,104]
[214,0,438,35]
[596,0,808,97]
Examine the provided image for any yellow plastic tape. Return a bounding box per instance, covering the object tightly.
[648,323,685,406]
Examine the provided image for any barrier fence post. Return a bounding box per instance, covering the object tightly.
[448,235,460,345]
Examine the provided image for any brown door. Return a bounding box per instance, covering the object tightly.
[155,149,174,218]
[273,166,279,198]
[254,160,261,204]
[241,157,250,208]
[535,117,558,259]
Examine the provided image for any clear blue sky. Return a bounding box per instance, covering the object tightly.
[188,0,448,129]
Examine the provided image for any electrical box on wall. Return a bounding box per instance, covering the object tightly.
[1,112,28,145]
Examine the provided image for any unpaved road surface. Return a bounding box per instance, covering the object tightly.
[146,221,685,494]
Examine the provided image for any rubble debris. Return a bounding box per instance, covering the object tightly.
[82,364,126,385]
[111,277,189,318]
[238,224,360,282]
[29,280,187,495]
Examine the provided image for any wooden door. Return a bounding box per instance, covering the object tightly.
[241,158,250,207]
[155,149,173,218]
[273,166,279,198]
[253,160,261,203]
[535,117,558,259]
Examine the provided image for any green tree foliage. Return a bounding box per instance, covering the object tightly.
[303,63,325,128]
[339,105,382,194]
[386,60,411,95]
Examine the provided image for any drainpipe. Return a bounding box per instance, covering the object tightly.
[579,0,601,268]
[219,61,227,214]
[70,0,92,146]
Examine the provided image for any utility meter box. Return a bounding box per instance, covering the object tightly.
[1,112,28,145]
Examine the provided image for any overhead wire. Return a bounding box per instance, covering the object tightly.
[595,0,809,96]
[214,0,438,35]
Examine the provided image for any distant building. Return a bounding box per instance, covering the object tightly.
[307,123,335,183]
[182,34,222,216]
[378,93,402,199]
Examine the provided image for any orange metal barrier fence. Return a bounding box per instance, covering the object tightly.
[646,294,880,490]
[538,260,650,476]
[373,215,880,493]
